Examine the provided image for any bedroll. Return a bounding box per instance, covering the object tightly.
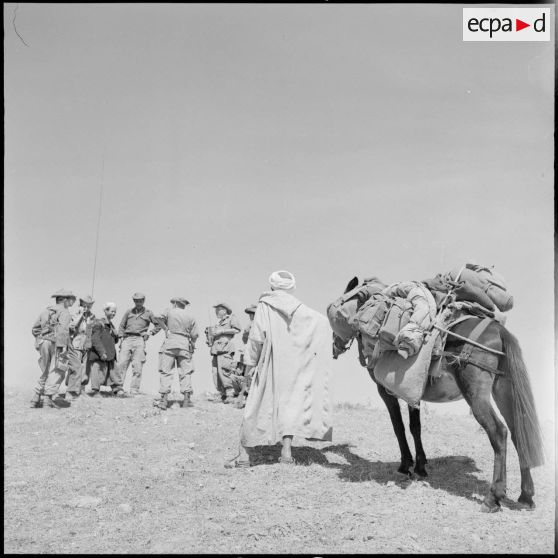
[448,264,513,312]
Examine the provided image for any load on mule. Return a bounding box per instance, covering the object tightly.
[327,264,544,513]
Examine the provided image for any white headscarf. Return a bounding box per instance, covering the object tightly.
[269,270,296,291]
[103,302,117,311]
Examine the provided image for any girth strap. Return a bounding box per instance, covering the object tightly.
[440,318,505,376]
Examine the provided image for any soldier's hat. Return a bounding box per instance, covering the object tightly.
[80,295,95,305]
[171,297,190,306]
[132,292,146,300]
[244,304,257,315]
[51,288,75,299]
[213,302,232,314]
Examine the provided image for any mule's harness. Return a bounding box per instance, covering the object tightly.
[435,317,505,376]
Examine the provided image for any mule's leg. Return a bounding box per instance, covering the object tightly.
[375,382,414,476]
[456,365,507,512]
[492,376,535,509]
[408,404,428,477]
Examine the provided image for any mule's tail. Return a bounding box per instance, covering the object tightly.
[500,326,545,468]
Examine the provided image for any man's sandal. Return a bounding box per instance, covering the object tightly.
[278,456,295,465]
[224,458,251,469]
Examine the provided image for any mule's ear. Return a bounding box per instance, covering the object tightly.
[344,276,359,293]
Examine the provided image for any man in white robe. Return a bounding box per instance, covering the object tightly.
[225,270,333,468]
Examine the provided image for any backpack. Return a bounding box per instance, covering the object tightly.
[327,277,387,343]
[378,298,413,350]
[351,294,390,342]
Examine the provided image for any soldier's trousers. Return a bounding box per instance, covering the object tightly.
[34,339,55,396]
[118,336,146,392]
[90,361,122,392]
[65,348,88,395]
[212,353,235,395]
[159,350,194,394]
[44,347,71,397]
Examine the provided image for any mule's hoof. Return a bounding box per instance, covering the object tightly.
[480,503,501,513]
[414,468,428,478]
[517,496,536,510]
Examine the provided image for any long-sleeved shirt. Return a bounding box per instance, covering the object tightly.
[157,307,199,354]
[210,313,241,356]
[118,306,161,338]
[31,304,71,348]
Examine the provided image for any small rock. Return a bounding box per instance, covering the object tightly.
[118,503,132,513]
[75,496,102,508]
[11,480,28,488]
[188,442,196,449]
[363,535,374,541]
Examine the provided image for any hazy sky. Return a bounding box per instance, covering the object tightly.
[4,4,554,418]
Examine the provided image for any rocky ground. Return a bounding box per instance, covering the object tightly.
[4,389,555,554]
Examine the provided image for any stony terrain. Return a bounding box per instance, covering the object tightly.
[4,389,555,554]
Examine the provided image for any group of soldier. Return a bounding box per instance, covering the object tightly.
[30,289,256,410]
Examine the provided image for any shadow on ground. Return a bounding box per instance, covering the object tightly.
[249,443,511,507]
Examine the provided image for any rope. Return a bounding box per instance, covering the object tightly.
[433,324,504,355]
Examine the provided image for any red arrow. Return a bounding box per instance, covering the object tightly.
[516,19,530,31]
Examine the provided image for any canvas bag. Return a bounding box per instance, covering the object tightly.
[351,294,390,341]
[378,298,413,350]
[447,264,513,312]
[327,278,386,343]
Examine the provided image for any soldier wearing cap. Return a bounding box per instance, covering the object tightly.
[117,292,161,395]
[152,297,199,410]
[208,302,241,403]
[65,295,97,400]
[30,289,76,408]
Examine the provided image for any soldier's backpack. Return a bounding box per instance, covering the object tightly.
[327,277,386,342]
[378,298,413,350]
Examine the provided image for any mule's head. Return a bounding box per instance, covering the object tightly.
[330,276,360,359]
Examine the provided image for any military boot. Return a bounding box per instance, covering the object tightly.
[43,395,60,408]
[29,393,42,408]
[223,388,236,404]
[181,392,193,408]
[153,393,168,410]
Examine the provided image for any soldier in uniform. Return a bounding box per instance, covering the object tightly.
[208,302,241,403]
[88,302,123,397]
[30,289,76,408]
[65,295,97,400]
[153,297,199,410]
[117,292,161,395]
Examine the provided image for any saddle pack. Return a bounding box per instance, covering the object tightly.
[326,277,386,343]
[425,263,513,313]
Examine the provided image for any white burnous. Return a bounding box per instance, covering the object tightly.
[225,270,333,468]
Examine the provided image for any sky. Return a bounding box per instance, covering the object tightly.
[3,4,555,419]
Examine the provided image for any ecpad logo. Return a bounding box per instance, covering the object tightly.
[463,8,550,41]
